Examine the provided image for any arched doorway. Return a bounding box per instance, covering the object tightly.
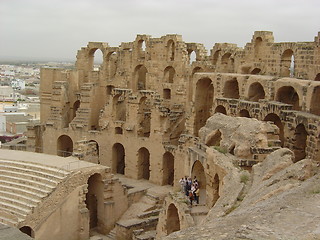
[191,160,206,204]
[85,173,103,230]
[264,113,284,147]
[88,48,104,72]
[239,109,250,118]
[19,226,34,238]
[166,204,180,235]
[134,65,147,90]
[248,82,265,102]
[315,73,320,81]
[276,86,300,110]
[214,105,227,115]
[223,78,239,99]
[112,143,125,174]
[310,86,320,115]
[293,124,307,162]
[138,147,150,180]
[57,135,73,157]
[194,78,214,136]
[280,49,294,77]
[163,152,174,186]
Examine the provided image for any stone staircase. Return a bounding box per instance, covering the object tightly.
[0,159,69,226]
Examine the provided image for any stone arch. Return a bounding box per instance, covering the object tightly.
[223,78,239,99]
[163,152,174,186]
[239,109,250,118]
[315,73,320,81]
[188,50,196,64]
[88,48,104,72]
[71,100,80,122]
[205,129,222,147]
[113,94,126,121]
[138,147,150,180]
[251,68,261,74]
[166,203,180,235]
[167,40,175,61]
[221,53,234,73]
[19,226,34,238]
[254,37,263,59]
[106,51,117,79]
[192,66,203,76]
[248,82,265,102]
[310,86,320,115]
[194,78,214,136]
[89,140,100,164]
[85,173,104,230]
[191,160,206,190]
[276,86,300,110]
[211,173,220,207]
[164,66,176,83]
[280,49,294,77]
[212,50,221,65]
[57,135,73,157]
[293,124,307,162]
[137,97,151,137]
[214,105,227,115]
[264,113,284,147]
[134,65,147,90]
[138,39,146,52]
[112,143,125,174]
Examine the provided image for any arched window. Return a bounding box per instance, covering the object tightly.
[264,113,284,147]
[293,124,307,162]
[167,40,175,61]
[112,143,125,174]
[254,37,263,59]
[188,50,196,64]
[163,152,174,185]
[239,109,250,118]
[166,204,180,235]
[164,66,176,83]
[138,147,150,180]
[88,48,104,72]
[134,65,148,90]
[214,105,227,115]
[57,135,73,157]
[212,50,221,65]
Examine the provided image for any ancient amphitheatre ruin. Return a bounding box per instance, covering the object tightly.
[1,30,320,239]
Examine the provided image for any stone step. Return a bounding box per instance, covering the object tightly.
[0,169,58,187]
[0,215,18,226]
[0,174,56,191]
[0,202,30,219]
[0,190,40,206]
[0,194,37,211]
[134,230,156,240]
[0,165,66,182]
[105,228,116,240]
[137,209,160,219]
[0,179,49,197]
[0,159,69,177]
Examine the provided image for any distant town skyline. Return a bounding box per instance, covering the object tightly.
[1,0,319,61]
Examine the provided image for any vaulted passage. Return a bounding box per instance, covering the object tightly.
[166,204,180,235]
[86,173,103,230]
[214,105,227,115]
[163,152,174,186]
[138,147,150,180]
[20,226,34,238]
[191,160,206,204]
[293,124,307,162]
[264,113,284,147]
[310,86,320,115]
[248,82,265,102]
[239,109,250,118]
[112,143,125,174]
[276,86,300,110]
[57,135,73,157]
[194,78,214,136]
[221,53,234,73]
[223,78,239,99]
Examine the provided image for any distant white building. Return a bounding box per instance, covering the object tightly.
[11,79,25,90]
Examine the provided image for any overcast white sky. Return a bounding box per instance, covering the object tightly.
[0,0,319,61]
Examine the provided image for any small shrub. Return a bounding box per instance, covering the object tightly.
[240,173,249,184]
[213,146,227,154]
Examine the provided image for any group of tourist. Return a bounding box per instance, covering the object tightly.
[179,176,200,206]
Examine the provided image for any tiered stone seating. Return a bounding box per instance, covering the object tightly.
[0,159,69,226]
